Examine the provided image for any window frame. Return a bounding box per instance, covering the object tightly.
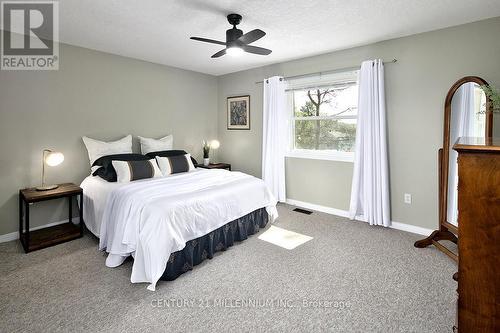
[286,73,359,163]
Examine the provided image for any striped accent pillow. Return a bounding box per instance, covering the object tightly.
[112,159,162,183]
[156,154,195,175]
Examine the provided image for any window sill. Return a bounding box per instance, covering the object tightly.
[286,150,354,163]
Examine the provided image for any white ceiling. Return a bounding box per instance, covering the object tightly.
[55,0,500,76]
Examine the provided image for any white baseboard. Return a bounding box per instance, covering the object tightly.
[285,199,350,218]
[389,221,434,236]
[285,199,434,236]
[0,218,80,243]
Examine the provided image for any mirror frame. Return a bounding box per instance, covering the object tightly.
[441,76,493,233]
[415,76,493,261]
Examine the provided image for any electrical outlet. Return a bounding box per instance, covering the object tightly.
[404,193,412,204]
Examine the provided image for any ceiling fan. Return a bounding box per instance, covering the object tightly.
[190,13,272,58]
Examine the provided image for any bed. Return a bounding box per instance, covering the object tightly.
[81,168,277,291]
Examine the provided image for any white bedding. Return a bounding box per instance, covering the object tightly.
[81,169,277,291]
[81,175,125,237]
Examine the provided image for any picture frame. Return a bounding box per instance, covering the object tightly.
[227,95,250,130]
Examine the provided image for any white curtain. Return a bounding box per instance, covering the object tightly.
[262,76,287,202]
[349,60,391,226]
[457,83,476,137]
[447,83,476,226]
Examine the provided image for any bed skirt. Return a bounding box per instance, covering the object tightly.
[160,208,268,281]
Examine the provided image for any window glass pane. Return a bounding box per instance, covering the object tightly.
[294,119,356,152]
[293,84,358,117]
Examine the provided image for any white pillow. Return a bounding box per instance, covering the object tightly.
[82,135,132,165]
[156,154,195,175]
[138,135,173,154]
[112,159,162,183]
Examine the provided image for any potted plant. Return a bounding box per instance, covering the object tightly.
[202,140,220,166]
[481,85,500,113]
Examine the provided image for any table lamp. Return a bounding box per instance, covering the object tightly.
[210,140,220,150]
[36,149,64,191]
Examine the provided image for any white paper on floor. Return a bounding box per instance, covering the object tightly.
[258,226,313,250]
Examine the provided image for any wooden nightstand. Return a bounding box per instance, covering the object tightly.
[19,183,84,253]
[195,163,231,171]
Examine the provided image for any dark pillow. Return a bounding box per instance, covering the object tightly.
[92,153,149,182]
[146,150,198,165]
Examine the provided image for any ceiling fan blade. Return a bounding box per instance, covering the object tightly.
[242,45,272,56]
[211,49,227,58]
[190,37,226,46]
[238,29,266,44]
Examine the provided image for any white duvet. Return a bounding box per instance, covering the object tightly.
[87,169,277,291]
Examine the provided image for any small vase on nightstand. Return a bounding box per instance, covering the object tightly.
[203,158,210,166]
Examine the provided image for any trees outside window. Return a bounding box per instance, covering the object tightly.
[291,81,358,154]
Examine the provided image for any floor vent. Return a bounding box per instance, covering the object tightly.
[293,208,313,215]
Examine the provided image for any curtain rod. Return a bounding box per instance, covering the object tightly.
[255,58,397,84]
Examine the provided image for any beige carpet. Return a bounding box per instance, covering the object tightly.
[0,204,457,332]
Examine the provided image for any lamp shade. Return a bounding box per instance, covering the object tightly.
[45,151,64,166]
[210,140,220,149]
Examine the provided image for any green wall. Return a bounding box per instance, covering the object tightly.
[216,17,500,230]
[0,42,218,236]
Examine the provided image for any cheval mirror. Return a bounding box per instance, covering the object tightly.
[414,76,493,261]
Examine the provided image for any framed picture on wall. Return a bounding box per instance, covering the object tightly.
[227,95,250,130]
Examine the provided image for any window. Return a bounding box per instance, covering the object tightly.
[473,84,487,137]
[287,71,358,162]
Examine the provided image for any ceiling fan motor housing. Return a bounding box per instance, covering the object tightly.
[226,28,243,46]
[226,13,243,47]
[227,13,242,26]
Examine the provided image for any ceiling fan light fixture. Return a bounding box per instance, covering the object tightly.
[226,46,244,56]
[190,13,271,58]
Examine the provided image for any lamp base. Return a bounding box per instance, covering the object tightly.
[36,184,59,191]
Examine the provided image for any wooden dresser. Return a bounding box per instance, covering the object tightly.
[453,137,500,332]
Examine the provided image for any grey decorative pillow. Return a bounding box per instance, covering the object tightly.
[111,159,162,183]
[156,154,195,175]
[92,153,149,182]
